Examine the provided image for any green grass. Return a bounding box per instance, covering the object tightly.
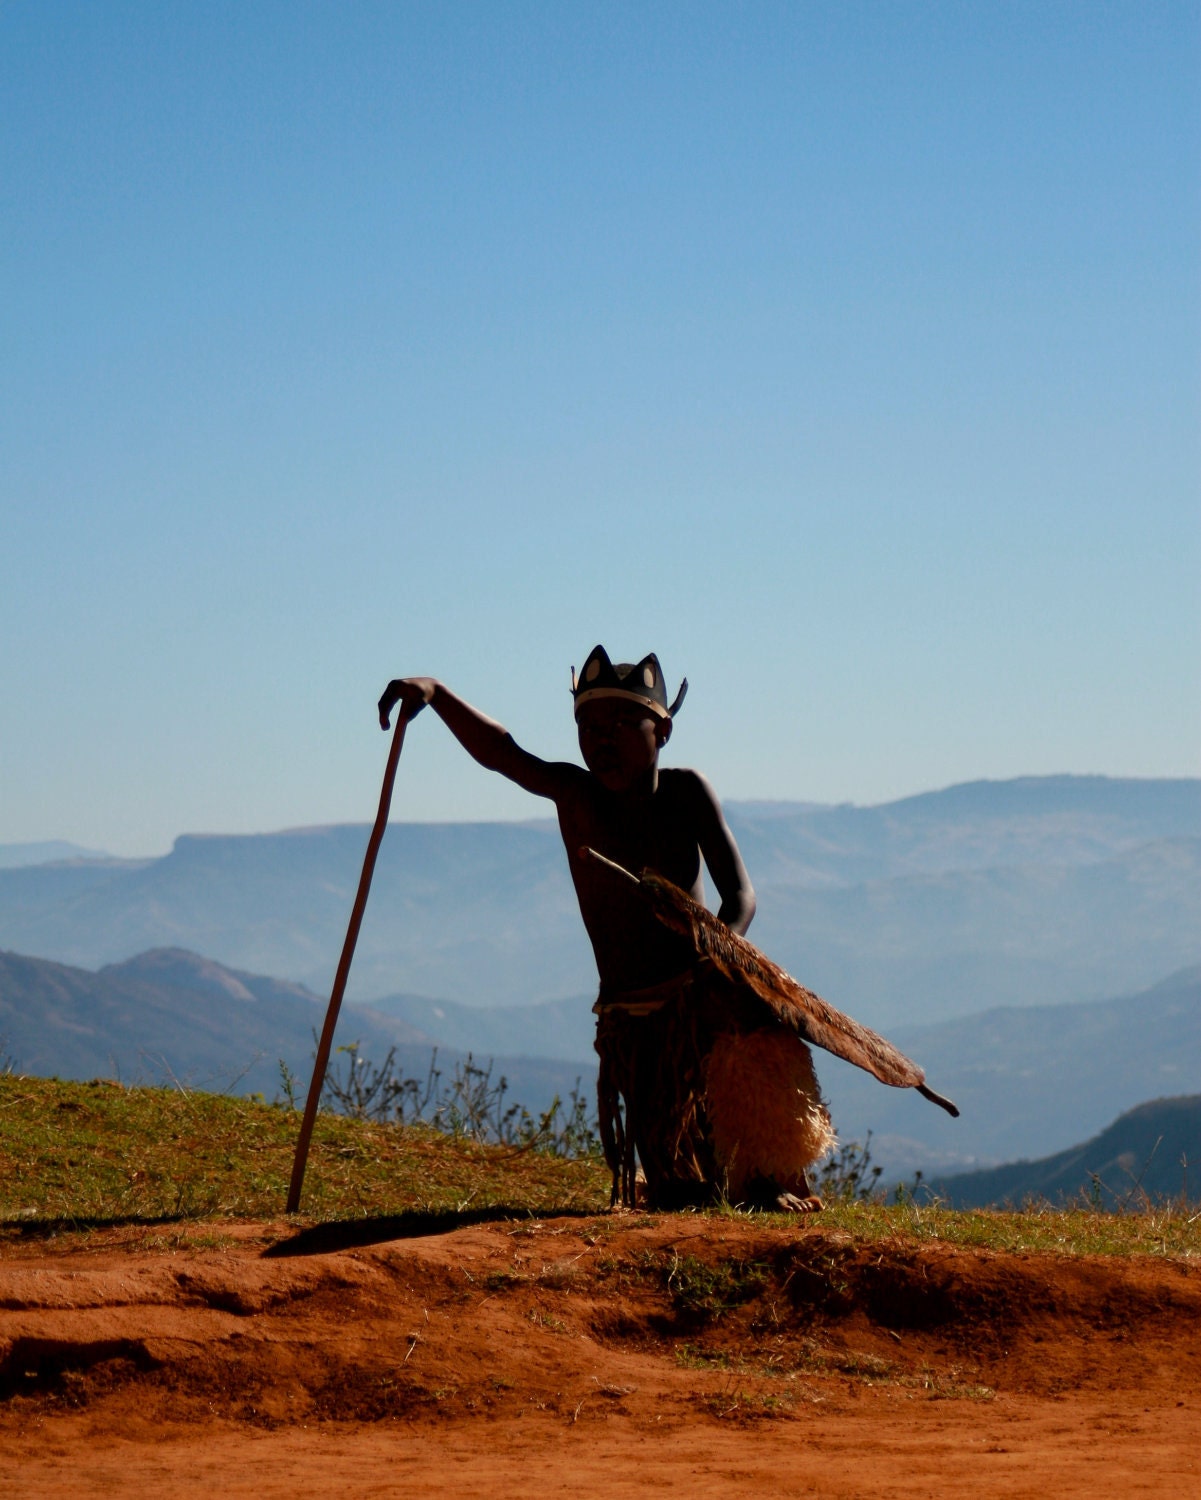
[0,1074,609,1233]
[732,1194,1201,1259]
[1,1075,1198,1261]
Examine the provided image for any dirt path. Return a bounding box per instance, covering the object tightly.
[3,1215,1198,1497]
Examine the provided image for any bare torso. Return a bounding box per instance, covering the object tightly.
[555,766,711,991]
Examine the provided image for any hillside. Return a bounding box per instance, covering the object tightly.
[0,776,1197,1026]
[926,1094,1201,1209]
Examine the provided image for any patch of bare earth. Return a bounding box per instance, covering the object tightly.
[2,1215,1198,1497]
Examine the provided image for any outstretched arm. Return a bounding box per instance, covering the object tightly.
[687,771,756,934]
[378,677,573,801]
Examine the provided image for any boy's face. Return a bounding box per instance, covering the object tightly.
[576,698,670,792]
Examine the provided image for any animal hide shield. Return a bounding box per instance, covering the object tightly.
[583,849,959,1117]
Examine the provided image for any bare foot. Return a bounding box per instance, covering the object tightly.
[771,1190,824,1213]
[741,1175,824,1213]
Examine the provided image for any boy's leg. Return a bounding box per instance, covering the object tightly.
[594,1006,639,1209]
[639,1003,716,1209]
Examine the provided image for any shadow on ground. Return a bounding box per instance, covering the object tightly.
[264,1205,600,1257]
[0,1213,190,1242]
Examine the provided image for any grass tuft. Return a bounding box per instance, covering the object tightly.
[658,1250,769,1320]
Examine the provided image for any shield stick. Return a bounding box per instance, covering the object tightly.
[285,711,410,1213]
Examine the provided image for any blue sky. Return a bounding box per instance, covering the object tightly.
[3,2,1198,855]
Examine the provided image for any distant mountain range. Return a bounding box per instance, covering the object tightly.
[1,776,1197,1029]
[0,948,590,1115]
[926,1095,1201,1208]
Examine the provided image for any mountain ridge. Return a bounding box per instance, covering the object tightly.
[1,776,1196,1022]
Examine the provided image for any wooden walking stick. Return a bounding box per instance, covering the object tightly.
[286,710,411,1213]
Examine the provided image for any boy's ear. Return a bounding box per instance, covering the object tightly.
[655,717,673,748]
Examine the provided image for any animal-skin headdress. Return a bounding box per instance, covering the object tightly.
[571,645,688,720]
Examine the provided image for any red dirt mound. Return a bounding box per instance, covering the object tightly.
[2,1214,1198,1497]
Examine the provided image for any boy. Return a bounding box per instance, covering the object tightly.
[378,646,831,1211]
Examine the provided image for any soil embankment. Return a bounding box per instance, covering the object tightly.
[2,1214,1198,1496]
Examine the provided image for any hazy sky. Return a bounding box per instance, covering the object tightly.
[3,2,1198,856]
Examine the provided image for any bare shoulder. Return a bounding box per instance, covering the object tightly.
[659,767,728,825]
[661,765,722,803]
